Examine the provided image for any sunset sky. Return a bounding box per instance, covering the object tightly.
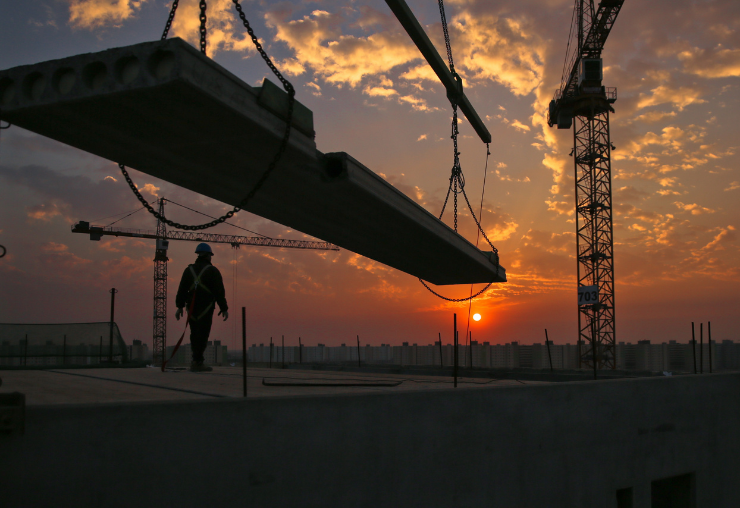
[1,0,738,351]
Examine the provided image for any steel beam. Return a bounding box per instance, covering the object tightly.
[0,38,504,285]
[384,0,491,144]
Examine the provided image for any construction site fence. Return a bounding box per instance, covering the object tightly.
[0,322,129,367]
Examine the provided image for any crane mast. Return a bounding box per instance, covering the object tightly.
[153,198,168,367]
[548,0,624,371]
[73,202,338,365]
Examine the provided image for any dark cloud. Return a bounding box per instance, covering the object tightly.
[0,164,143,224]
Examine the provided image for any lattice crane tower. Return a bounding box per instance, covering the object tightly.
[548,0,624,370]
[153,198,169,367]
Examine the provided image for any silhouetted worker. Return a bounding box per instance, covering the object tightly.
[175,243,228,372]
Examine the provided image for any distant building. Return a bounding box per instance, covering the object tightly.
[129,340,150,362]
[239,339,740,373]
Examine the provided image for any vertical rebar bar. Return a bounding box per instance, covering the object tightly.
[708,321,712,374]
[692,322,697,374]
[109,288,118,363]
[453,313,458,388]
[299,336,302,364]
[469,331,473,370]
[700,323,703,374]
[99,336,103,364]
[63,334,67,366]
[438,333,443,368]
[269,337,273,368]
[591,318,597,380]
[282,335,285,368]
[242,307,247,398]
[24,334,28,366]
[545,329,553,372]
[357,335,361,368]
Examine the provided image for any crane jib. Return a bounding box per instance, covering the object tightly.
[71,221,339,251]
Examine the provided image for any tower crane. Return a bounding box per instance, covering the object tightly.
[547,0,624,371]
[72,198,339,365]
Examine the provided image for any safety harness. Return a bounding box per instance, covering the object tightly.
[186,265,215,321]
[161,265,214,372]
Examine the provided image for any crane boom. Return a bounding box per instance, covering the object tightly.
[559,0,624,102]
[549,0,624,128]
[72,222,339,251]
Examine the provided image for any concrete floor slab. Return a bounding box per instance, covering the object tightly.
[0,38,505,285]
[1,372,738,507]
[0,367,543,405]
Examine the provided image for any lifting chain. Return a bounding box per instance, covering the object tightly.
[199,0,208,54]
[419,0,498,302]
[123,0,295,231]
[161,0,179,40]
[438,0,455,74]
[161,0,206,53]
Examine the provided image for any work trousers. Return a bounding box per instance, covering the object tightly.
[189,311,214,364]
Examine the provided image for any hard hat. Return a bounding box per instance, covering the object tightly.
[195,243,213,255]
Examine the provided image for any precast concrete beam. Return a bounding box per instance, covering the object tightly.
[0,38,505,285]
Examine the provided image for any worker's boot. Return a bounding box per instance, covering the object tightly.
[190,361,212,372]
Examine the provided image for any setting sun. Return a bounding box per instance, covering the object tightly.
[473,313,481,322]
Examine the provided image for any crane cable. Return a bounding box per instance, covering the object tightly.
[119,0,295,231]
[231,243,239,355]
[560,0,580,94]
[164,198,268,237]
[0,110,10,259]
[419,0,498,303]
[104,205,146,227]
[465,144,491,342]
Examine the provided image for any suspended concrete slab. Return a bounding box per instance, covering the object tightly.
[0,38,505,286]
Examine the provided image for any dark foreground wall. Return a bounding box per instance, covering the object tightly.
[1,374,739,508]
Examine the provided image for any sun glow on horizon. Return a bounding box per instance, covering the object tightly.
[473,313,481,321]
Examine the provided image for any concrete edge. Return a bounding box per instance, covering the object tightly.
[16,371,740,415]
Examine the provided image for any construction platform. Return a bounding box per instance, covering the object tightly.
[1,368,738,507]
[0,38,505,286]
[0,366,539,405]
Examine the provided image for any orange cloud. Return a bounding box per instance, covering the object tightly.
[510,119,531,132]
[545,199,573,217]
[678,46,740,78]
[636,85,706,111]
[266,9,419,87]
[364,86,398,97]
[27,202,65,222]
[674,202,715,215]
[542,152,569,196]
[67,0,146,29]
[451,12,544,96]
